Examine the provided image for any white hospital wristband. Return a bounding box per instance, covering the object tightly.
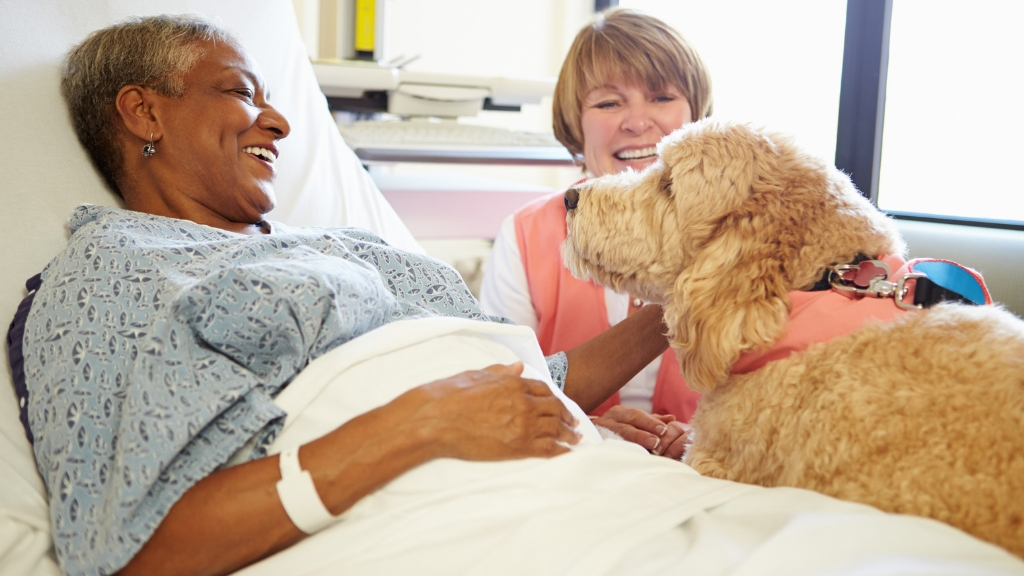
[276,447,338,534]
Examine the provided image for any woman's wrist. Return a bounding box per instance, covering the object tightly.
[276,447,338,533]
[305,395,442,516]
[563,304,670,412]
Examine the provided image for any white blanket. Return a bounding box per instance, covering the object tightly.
[236,318,1024,576]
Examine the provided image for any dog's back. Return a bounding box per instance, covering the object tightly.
[686,302,1024,557]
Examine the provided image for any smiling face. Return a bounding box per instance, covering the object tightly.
[579,83,692,177]
[125,39,290,231]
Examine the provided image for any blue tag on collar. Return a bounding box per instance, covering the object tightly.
[910,261,987,305]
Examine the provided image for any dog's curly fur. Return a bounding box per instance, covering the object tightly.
[562,119,1024,557]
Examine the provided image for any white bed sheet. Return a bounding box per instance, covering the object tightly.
[235,317,1024,576]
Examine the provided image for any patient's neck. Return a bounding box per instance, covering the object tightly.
[121,182,272,236]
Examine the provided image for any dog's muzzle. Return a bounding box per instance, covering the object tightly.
[564,187,581,211]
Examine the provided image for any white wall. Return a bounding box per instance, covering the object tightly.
[621,0,847,164]
[291,0,592,190]
[382,0,591,190]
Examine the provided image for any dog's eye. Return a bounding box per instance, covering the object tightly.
[660,174,673,195]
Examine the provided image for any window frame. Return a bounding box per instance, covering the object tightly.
[834,0,1024,231]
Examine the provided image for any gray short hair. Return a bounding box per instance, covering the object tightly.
[61,14,236,196]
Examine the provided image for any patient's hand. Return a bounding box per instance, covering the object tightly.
[395,362,581,461]
[591,406,689,460]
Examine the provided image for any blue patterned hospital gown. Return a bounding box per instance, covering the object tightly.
[21,205,568,576]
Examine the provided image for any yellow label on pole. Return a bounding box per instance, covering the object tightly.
[354,0,376,53]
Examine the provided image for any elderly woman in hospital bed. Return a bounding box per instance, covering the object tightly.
[2,4,1023,576]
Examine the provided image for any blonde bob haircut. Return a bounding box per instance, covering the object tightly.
[553,8,713,167]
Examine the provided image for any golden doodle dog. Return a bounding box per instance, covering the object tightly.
[561,119,1024,557]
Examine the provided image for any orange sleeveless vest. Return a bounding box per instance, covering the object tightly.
[513,192,700,421]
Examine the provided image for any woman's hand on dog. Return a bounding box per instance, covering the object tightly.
[590,406,690,460]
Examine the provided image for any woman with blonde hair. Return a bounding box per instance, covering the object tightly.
[481,8,713,460]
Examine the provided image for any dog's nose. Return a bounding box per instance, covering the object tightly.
[564,187,580,211]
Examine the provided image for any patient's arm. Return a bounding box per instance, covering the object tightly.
[116,363,578,576]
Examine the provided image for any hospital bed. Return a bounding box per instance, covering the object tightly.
[2,2,1023,575]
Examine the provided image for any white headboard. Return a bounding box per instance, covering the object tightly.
[0,2,417,573]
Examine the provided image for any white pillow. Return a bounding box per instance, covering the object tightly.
[0,1,417,574]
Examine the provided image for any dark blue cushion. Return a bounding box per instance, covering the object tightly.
[7,273,41,445]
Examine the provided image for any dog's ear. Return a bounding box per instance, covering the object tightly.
[658,121,794,392]
[659,120,906,391]
[665,227,791,392]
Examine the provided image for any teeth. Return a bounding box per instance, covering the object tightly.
[243,146,277,164]
[615,146,657,160]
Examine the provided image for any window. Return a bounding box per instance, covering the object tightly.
[877,0,1024,224]
[627,0,1024,228]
